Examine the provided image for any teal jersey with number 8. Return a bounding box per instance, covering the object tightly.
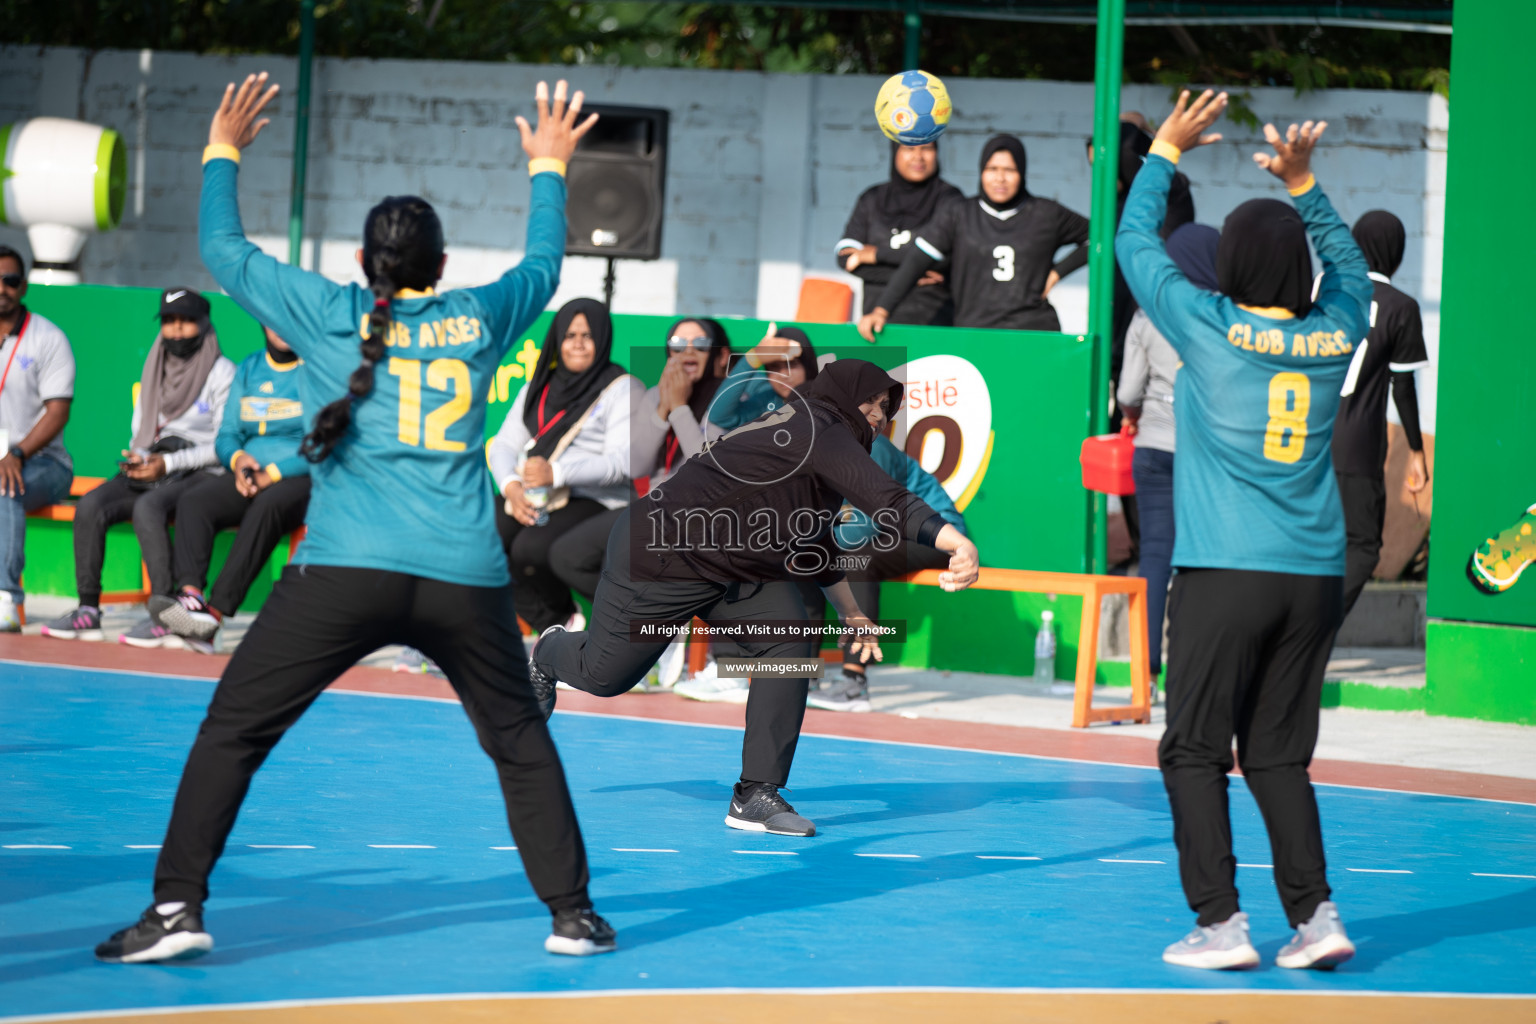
[1116,156,1373,576]
[199,156,567,587]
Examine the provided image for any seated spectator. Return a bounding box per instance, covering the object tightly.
[1117,223,1219,692]
[837,142,963,326]
[41,288,234,645]
[547,316,730,694]
[487,298,643,635]
[861,135,1089,338]
[148,326,312,649]
[0,245,75,632]
[808,434,967,712]
[709,324,818,432]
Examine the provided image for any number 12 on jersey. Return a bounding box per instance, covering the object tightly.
[389,357,471,451]
[1263,371,1311,464]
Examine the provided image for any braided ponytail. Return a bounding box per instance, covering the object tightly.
[302,196,443,463]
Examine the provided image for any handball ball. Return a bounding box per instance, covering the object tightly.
[874,70,952,146]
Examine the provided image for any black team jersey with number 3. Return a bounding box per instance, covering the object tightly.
[1329,272,1430,476]
[900,196,1089,331]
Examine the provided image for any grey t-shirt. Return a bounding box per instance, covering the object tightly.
[0,309,75,470]
[1116,308,1178,455]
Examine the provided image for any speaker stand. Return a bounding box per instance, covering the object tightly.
[602,256,617,309]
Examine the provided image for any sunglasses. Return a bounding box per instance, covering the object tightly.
[0,273,22,289]
[667,335,713,351]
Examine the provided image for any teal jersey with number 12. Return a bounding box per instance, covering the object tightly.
[1116,155,1372,576]
[199,156,566,587]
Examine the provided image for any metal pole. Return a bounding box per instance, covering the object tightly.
[603,257,617,309]
[1085,0,1124,575]
[903,0,922,69]
[288,0,316,266]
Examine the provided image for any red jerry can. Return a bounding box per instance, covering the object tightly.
[1080,428,1136,495]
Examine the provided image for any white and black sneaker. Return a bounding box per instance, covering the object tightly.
[528,624,565,721]
[545,907,617,956]
[806,670,871,713]
[149,591,221,641]
[95,904,213,963]
[725,782,816,837]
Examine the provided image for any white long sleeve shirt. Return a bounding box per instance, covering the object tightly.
[129,357,237,474]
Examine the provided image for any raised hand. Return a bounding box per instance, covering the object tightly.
[1153,88,1228,154]
[1253,119,1328,191]
[515,80,600,165]
[210,72,281,151]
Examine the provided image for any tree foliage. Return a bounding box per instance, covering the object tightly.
[2,1,1450,98]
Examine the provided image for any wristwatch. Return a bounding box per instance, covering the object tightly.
[7,446,25,464]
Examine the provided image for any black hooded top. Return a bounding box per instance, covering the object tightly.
[633,359,944,585]
[837,143,964,322]
[1217,199,1315,318]
[522,298,625,460]
[1331,209,1429,474]
[876,134,1090,331]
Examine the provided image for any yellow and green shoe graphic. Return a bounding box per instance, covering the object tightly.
[1468,502,1536,594]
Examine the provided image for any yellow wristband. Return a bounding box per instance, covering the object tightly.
[203,143,242,165]
[1148,139,1182,164]
[1287,174,1317,197]
[230,450,248,473]
[528,158,567,178]
[264,463,283,482]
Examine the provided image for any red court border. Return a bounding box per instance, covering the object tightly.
[5,633,1532,806]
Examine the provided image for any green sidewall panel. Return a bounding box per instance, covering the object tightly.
[1425,620,1536,726]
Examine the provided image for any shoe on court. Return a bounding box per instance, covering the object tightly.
[392,646,441,675]
[94,905,214,963]
[1468,502,1536,594]
[673,662,749,704]
[149,592,220,641]
[655,633,689,688]
[119,617,182,649]
[726,782,816,837]
[528,624,565,721]
[545,907,617,956]
[1162,912,1260,970]
[40,605,103,641]
[807,670,871,713]
[1276,901,1355,970]
[0,593,19,633]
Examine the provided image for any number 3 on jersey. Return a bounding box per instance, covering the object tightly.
[1263,372,1310,464]
[992,245,1015,282]
[389,357,471,451]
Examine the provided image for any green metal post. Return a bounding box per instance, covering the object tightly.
[903,0,921,69]
[1085,0,1124,575]
[288,0,316,266]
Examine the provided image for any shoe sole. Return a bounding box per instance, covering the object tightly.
[724,814,815,837]
[119,634,181,649]
[154,600,221,641]
[40,627,104,642]
[1162,944,1261,970]
[1276,933,1355,970]
[545,934,617,956]
[806,698,872,712]
[98,931,214,964]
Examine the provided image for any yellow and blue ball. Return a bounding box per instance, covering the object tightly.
[874,70,952,146]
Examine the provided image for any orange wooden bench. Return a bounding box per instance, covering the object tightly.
[21,475,306,624]
[680,566,1152,728]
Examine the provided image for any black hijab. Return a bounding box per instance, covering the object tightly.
[1217,199,1314,317]
[1352,210,1406,278]
[875,142,952,226]
[1118,121,1153,196]
[805,358,903,452]
[523,298,625,459]
[1166,223,1222,293]
[978,134,1029,211]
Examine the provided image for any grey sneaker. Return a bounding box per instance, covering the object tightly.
[40,605,103,641]
[392,646,441,675]
[725,782,815,837]
[807,670,871,712]
[1276,901,1355,970]
[528,624,565,721]
[149,592,220,641]
[1162,912,1260,970]
[119,617,182,649]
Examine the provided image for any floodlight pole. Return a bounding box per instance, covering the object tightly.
[904,0,922,68]
[288,0,317,266]
[1086,0,1124,575]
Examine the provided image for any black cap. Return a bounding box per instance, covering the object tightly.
[159,287,210,321]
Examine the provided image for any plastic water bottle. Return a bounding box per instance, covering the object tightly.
[525,485,551,527]
[1033,610,1056,685]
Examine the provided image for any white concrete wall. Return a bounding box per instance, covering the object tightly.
[0,46,1445,423]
